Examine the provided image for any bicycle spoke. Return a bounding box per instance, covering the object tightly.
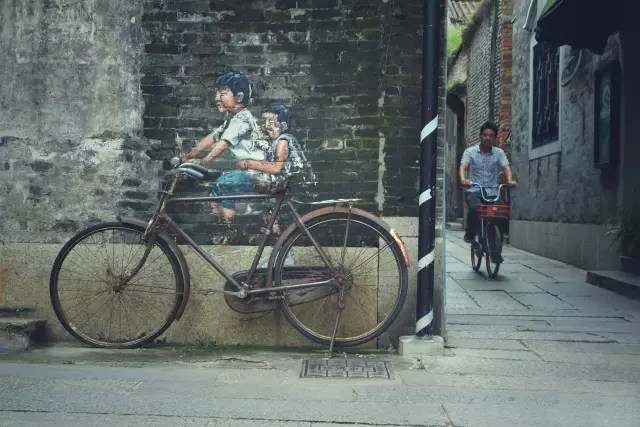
[62,289,111,316]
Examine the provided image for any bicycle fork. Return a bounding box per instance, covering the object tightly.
[116,232,158,291]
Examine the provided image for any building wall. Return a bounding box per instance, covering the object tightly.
[465,0,501,146]
[0,0,448,343]
[619,24,640,215]
[0,0,157,243]
[448,51,468,83]
[497,0,513,148]
[509,0,625,270]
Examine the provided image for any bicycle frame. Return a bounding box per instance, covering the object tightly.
[128,170,337,299]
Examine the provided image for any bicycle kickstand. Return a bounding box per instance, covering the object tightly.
[328,286,346,357]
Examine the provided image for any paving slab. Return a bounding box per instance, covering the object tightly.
[521,340,640,355]
[0,413,211,427]
[508,293,576,310]
[449,348,540,361]
[444,338,528,351]
[444,397,640,427]
[535,350,640,366]
[531,281,615,297]
[465,291,528,310]
[446,330,614,342]
[453,278,546,293]
[529,267,587,282]
[423,356,640,382]
[510,271,558,283]
[395,371,640,396]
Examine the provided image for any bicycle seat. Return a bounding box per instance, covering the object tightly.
[177,163,210,180]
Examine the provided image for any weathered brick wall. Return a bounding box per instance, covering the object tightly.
[510,0,620,224]
[139,0,436,244]
[465,3,495,146]
[448,51,468,83]
[0,0,160,243]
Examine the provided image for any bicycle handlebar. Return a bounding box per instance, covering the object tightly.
[468,181,510,203]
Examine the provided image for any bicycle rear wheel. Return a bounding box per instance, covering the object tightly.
[274,212,408,347]
[50,222,184,348]
[485,223,502,279]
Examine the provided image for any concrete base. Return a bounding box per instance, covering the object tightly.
[398,335,444,356]
[0,317,47,352]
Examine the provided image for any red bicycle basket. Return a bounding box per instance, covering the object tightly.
[477,204,510,219]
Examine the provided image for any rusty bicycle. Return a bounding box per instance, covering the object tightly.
[49,158,409,351]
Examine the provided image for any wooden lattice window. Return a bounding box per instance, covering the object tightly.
[532,42,559,147]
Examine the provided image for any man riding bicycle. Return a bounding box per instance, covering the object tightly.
[459,121,517,244]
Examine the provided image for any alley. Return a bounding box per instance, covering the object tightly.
[1,232,640,427]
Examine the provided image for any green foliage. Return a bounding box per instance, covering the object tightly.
[196,336,217,350]
[447,24,464,56]
[446,78,466,93]
[605,209,640,258]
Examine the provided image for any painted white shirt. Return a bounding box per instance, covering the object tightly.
[211,109,267,161]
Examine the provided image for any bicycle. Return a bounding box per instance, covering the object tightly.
[466,182,511,279]
[49,158,410,353]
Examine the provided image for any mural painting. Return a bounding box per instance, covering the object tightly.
[181,71,315,244]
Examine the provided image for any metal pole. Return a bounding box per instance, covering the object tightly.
[416,0,443,338]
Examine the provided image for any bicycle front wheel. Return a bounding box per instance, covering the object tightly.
[274,212,408,347]
[50,222,184,348]
[471,239,483,271]
[485,223,502,279]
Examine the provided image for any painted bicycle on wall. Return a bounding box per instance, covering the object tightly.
[49,158,410,352]
[468,182,511,279]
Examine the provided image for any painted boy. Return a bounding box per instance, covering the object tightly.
[236,103,311,234]
[183,71,269,225]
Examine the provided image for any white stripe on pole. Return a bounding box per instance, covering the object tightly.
[419,189,432,205]
[417,249,435,271]
[415,310,433,333]
[420,116,438,143]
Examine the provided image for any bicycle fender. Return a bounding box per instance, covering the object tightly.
[118,217,191,321]
[265,206,410,288]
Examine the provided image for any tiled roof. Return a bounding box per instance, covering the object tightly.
[448,0,481,25]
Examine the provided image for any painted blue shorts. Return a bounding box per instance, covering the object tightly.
[209,170,256,210]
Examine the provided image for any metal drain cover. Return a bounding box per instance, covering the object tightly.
[300,358,393,379]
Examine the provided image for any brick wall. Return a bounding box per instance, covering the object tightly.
[140,0,437,244]
[448,51,468,83]
[497,0,513,150]
[465,3,495,146]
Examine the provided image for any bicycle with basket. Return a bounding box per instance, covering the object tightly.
[468,182,511,279]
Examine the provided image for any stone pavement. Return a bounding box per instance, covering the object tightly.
[1,231,640,426]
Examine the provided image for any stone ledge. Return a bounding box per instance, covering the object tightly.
[0,317,47,352]
[586,270,640,302]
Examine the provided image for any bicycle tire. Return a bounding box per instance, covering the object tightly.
[50,221,184,349]
[274,212,408,347]
[471,240,483,271]
[485,223,502,279]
